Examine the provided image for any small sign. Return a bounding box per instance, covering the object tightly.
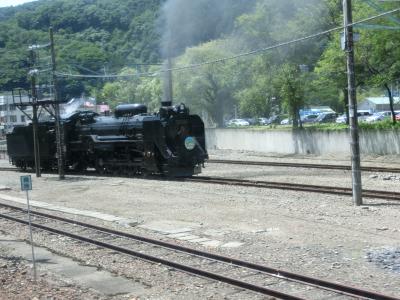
[341,32,360,50]
[20,175,32,191]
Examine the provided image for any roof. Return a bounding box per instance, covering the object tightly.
[363,97,400,105]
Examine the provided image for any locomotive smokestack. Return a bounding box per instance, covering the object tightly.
[162,57,173,107]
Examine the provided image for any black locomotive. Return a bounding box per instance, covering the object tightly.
[6,102,208,177]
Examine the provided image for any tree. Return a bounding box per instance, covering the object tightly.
[357,28,400,124]
[313,37,349,117]
[235,55,275,118]
[0,0,163,92]
[174,40,239,127]
[274,64,306,128]
[96,66,162,110]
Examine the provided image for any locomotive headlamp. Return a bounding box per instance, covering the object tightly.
[184,136,196,151]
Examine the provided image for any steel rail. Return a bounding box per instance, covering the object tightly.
[0,202,398,300]
[3,159,400,174]
[1,165,399,201]
[185,176,400,202]
[0,212,305,300]
[0,167,18,172]
[209,159,400,174]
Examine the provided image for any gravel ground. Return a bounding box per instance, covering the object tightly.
[0,241,110,300]
[0,150,400,299]
[208,149,400,167]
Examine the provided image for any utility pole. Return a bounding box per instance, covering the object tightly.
[343,0,362,205]
[50,27,65,180]
[29,49,41,178]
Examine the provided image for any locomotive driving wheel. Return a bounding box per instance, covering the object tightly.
[95,158,106,175]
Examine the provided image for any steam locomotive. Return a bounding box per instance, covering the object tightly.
[6,102,208,177]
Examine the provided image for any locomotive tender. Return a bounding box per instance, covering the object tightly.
[6,102,208,177]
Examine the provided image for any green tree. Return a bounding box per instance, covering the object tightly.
[274,64,306,128]
[96,67,161,110]
[174,40,239,127]
[235,55,275,118]
[357,27,400,123]
[313,37,348,117]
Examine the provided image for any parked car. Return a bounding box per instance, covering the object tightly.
[265,115,283,125]
[336,114,347,124]
[358,111,373,122]
[301,114,319,123]
[396,112,400,121]
[280,118,291,125]
[244,118,257,125]
[258,117,270,125]
[226,119,250,127]
[336,111,373,124]
[366,111,392,123]
[315,112,338,123]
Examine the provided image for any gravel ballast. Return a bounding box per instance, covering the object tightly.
[0,150,399,299]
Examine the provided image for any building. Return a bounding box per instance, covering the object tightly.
[358,97,400,113]
[0,94,32,137]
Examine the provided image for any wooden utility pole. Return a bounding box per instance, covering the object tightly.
[50,27,65,180]
[343,0,362,205]
[29,49,41,178]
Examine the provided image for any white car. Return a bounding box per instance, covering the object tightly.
[226,119,250,127]
[301,114,319,123]
[366,111,392,123]
[336,114,347,124]
[280,118,291,125]
[336,111,372,123]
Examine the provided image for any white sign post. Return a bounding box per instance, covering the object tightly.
[20,175,37,282]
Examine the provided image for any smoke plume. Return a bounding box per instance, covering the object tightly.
[159,0,256,58]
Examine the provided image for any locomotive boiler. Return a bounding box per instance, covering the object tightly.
[6,102,208,177]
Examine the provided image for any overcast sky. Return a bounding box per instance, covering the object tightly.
[0,0,37,8]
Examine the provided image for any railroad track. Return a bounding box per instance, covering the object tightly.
[2,165,399,201]
[209,159,400,173]
[2,159,400,174]
[0,202,397,300]
[0,166,18,172]
[185,176,400,202]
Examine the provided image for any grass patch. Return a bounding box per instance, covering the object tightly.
[223,119,400,131]
[359,119,400,130]
[302,123,349,131]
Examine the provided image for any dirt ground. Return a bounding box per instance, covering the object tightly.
[0,150,399,299]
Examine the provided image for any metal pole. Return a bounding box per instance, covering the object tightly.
[50,27,65,180]
[30,50,41,178]
[26,190,37,281]
[32,105,41,177]
[343,0,362,205]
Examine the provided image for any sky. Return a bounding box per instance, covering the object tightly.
[0,0,37,8]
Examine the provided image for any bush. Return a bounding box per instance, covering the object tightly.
[240,119,400,131]
[358,119,400,130]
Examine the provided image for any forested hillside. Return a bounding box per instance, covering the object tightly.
[1,0,399,127]
[0,0,163,92]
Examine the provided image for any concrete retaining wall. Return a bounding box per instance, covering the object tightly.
[205,129,400,155]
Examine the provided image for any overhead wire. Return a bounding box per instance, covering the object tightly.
[53,7,400,80]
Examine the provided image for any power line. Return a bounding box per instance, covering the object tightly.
[361,0,400,25]
[56,7,400,80]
